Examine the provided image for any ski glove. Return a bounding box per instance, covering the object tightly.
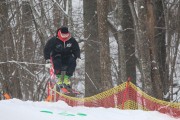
[45,59,51,68]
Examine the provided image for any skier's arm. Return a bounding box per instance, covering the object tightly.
[43,37,55,60]
[72,39,80,59]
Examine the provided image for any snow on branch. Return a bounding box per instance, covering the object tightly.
[51,0,69,17]
[0,60,46,78]
[0,60,45,66]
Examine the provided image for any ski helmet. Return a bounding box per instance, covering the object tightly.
[57,26,70,42]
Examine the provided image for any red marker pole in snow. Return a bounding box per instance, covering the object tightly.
[122,77,131,109]
[46,56,55,102]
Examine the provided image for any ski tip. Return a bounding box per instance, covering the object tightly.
[71,90,81,94]
[61,88,70,94]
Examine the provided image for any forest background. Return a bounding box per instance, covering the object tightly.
[0,0,180,102]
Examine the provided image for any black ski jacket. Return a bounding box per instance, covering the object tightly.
[44,36,80,60]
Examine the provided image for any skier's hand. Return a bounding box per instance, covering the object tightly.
[45,59,51,68]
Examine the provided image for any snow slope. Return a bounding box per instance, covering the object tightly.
[0,99,178,120]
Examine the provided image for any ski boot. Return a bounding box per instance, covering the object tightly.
[56,74,63,92]
[63,75,71,88]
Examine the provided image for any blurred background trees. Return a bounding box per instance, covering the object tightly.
[0,0,180,102]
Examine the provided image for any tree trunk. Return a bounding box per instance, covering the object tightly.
[0,0,11,96]
[154,0,168,97]
[146,0,163,99]
[97,0,113,91]
[122,0,136,84]
[53,0,62,28]
[84,0,101,96]
[117,0,127,84]
[129,0,153,96]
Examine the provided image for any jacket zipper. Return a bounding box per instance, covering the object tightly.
[64,41,66,48]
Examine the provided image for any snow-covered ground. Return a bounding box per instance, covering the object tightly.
[0,99,178,120]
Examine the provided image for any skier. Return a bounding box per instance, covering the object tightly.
[44,26,80,88]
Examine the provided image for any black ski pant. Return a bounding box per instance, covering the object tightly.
[52,54,76,77]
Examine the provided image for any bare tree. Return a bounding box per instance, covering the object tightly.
[83,0,101,96]
[0,0,12,97]
[117,0,127,84]
[0,0,50,100]
[128,0,153,96]
[146,0,163,99]
[166,0,180,101]
[154,0,168,99]
[122,0,136,84]
[1,0,180,101]
[97,0,113,91]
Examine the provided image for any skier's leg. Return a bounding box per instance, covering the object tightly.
[52,55,62,75]
[66,55,76,77]
[53,55,64,86]
[62,56,76,87]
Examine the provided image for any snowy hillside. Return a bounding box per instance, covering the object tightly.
[0,99,178,120]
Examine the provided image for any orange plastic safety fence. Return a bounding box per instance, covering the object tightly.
[48,82,180,118]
